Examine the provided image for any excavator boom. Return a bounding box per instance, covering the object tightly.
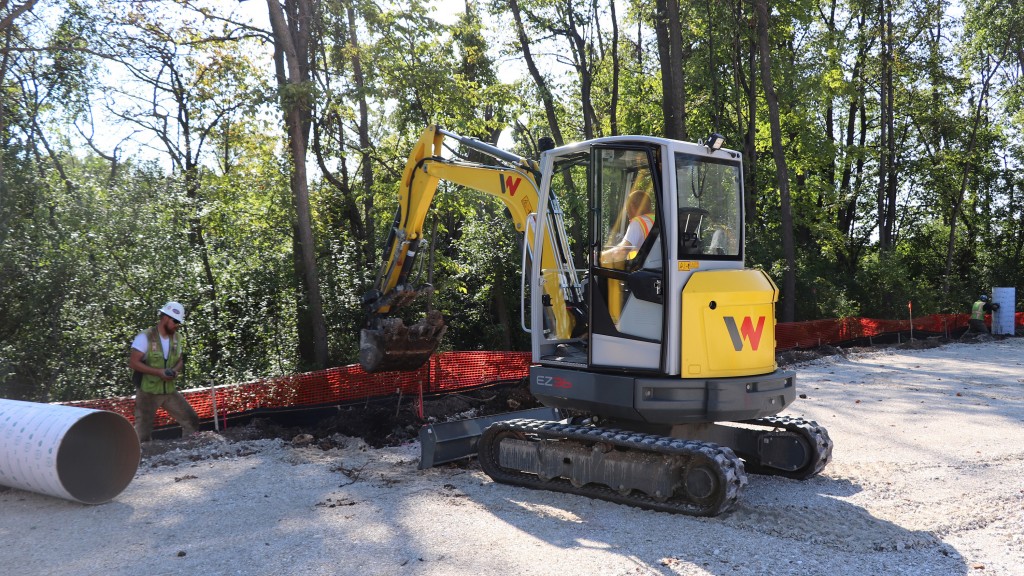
[359,126,581,372]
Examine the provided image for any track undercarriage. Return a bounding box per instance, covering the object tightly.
[477,416,832,517]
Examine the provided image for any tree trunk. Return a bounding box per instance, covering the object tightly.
[508,0,564,146]
[654,0,686,139]
[492,262,513,350]
[564,8,597,139]
[706,0,719,130]
[837,15,867,243]
[347,5,375,269]
[609,0,620,136]
[733,0,757,225]
[0,0,39,32]
[876,0,898,251]
[942,53,1003,295]
[0,28,10,190]
[267,0,329,368]
[755,0,797,322]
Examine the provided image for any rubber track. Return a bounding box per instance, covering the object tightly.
[742,415,833,479]
[478,419,747,517]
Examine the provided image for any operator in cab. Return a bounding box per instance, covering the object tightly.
[601,187,655,265]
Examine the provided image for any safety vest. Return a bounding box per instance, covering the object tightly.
[138,326,184,395]
[971,300,986,321]
[632,213,655,239]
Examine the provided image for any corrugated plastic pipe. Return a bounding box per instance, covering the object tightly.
[0,399,140,504]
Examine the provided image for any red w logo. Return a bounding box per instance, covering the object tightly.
[505,175,522,197]
[724,316,766,351]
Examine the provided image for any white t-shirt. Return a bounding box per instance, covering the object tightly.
[132,331,170,359]
[622,214,654,249]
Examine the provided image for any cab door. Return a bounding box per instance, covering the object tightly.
[588,146,665,372]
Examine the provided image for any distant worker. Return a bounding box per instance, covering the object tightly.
[129,301,199,441]
[602,189,655,264]
[968,294,1000,334]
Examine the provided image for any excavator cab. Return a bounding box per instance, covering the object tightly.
[529,137,749,378]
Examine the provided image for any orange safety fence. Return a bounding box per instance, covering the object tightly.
[65,313,1021,429]
[776,312,1022,349]
[65,351,531,430]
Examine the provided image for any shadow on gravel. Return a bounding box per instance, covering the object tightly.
[469,472,968,576]
[724,476,951,553]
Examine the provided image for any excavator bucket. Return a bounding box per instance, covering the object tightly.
[358,311,447,373]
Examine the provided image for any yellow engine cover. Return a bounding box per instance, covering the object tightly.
[680,269,779,378]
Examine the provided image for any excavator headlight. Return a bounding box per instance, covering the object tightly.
[705,133,725,151]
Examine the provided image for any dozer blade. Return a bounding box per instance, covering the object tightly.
[359,310,447,373]
[418,407,560,469]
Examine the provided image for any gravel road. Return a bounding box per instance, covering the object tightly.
[1,337,1022,576]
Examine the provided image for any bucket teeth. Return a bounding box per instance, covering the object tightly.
[359,311,447,373]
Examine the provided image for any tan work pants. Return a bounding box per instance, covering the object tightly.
[134,389,200,441]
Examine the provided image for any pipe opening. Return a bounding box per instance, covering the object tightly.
[57,411,140,504]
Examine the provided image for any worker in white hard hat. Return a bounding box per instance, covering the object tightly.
[129,301,199,441]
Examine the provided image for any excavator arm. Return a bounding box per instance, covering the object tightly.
[359,126,579,373]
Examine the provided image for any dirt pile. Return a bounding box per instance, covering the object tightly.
[142,378,541,459]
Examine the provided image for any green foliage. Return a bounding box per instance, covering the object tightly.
[610,40,663,136]
[1,154,186,401]
[46,0,97,112]
[433,202,529,352]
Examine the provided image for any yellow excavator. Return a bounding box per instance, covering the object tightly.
[360,125,831,516]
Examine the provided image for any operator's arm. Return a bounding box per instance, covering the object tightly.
[600,219,643,265]
[129,349,175,381]
[600,244,631,266]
